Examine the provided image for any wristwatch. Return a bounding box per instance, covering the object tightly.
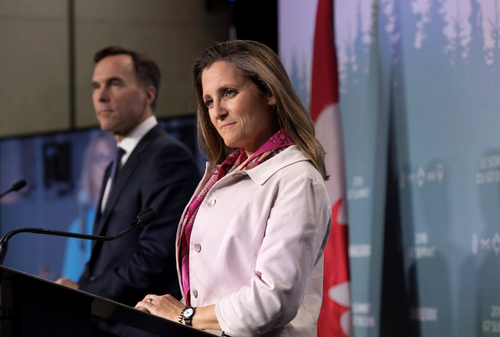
[182,306,196,326]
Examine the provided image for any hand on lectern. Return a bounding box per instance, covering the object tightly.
[135,294,184,320]
[55,277,79,290]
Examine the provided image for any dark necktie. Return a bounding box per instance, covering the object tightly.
[109,147,126,191]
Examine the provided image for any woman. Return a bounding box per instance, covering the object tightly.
[61,131,115,281]
[136,40,332,337]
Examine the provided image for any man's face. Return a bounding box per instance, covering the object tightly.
[91,55,154,141]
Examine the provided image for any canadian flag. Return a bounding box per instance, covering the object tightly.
[311,0,353,336]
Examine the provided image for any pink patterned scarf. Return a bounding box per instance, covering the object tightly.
[179,129,294,304]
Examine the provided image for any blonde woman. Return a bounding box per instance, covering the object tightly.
[137,40,332,337]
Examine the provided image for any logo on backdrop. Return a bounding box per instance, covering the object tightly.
[471,233,500,256]
[348,175,370,200]
[399,163,445,190]
[347,174,371,259]
[349,244,371,258]
[474,151,500,256]
[409,307,438,322]
[352,302,375,328]
[476,154,500,185]
[482,305,500,333]
[408,232,436,259]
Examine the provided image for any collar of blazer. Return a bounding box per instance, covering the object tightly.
[206,145,310,187]
[244,145,309,185]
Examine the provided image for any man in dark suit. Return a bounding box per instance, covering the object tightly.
[56,47,199,315]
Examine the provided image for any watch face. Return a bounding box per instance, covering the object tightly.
[183,308,194,318]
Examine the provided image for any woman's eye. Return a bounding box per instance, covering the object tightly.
[205,99,213,108]
[225,89,236,97]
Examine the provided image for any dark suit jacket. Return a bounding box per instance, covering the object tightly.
[79,125,199,307]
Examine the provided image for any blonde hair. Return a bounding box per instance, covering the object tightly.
[193,40,328,180]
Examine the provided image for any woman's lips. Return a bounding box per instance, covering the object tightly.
[220,122,236,130]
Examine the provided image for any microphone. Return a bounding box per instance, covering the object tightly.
[0,180,27,199]
[0,207,156,265]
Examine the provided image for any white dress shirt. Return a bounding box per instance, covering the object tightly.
[101,116,158,212]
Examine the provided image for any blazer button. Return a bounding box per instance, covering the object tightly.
[194,243,202,253]
[207,198,216,207]
[192,289,198,298]
[89,276,96,281]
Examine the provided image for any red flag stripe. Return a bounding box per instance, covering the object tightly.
[317,201,351,336]
[311,0,352,336]
[310,0,339,123]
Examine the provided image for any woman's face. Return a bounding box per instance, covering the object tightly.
[201,61,276,157]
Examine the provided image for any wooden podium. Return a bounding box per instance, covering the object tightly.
[0,265,215,337]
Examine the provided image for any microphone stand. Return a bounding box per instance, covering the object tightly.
[0,207,156,265]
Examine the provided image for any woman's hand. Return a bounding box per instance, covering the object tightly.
[136,295,221,331]
[135,294,185,322]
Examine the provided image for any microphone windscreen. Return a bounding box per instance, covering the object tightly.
[12,180,27,191]
[137,207,156,227]
[138,207,153,218]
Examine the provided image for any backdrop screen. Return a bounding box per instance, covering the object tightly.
[0,116,202,281]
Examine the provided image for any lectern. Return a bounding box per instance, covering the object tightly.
[0,266,215,337]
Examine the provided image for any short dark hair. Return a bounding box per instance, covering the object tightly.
[94,46,161,110]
